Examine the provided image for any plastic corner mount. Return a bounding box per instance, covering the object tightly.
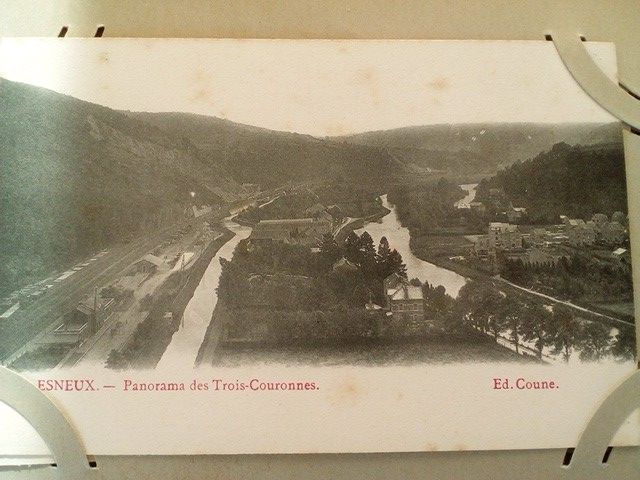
[549,29,640,132]
[0,367,99,480]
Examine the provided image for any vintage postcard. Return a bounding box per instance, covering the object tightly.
[0,38,637,455]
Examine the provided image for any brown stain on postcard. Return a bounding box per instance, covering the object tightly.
[354,66,380,105]
[426,77,450,91]
[330,376,363,406]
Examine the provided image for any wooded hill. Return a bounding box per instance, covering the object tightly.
[128,111,400,188]
[475,141,628,223]
[336,122,622,175]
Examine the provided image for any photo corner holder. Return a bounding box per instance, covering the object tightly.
[0,366,98,480]
[566,369,640,476]
[547,28,640,133]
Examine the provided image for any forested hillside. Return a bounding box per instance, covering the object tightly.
[475,142,627,223]
[0,78,244,293]
[337,123,622,175]
[129,111,400,187]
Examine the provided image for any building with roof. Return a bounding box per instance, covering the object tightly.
[134,254,167,274]
[383,273,424,322]
[507,248,570,268]
[250,217,332,246]
[487,222,523,251]
[506,206,526,223]
[332,257,359,272]
[562,214,628,246]
[304,203,333,223]
[472,235,491,258]
[191,204,212,218]
[563,218,596,246]
[40,294,115,347]
[469,201,486,214]
[611,247,631,268]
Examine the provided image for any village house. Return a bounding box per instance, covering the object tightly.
[39,293,115,349]
[332,257,359,272]
[250,217,332,246]
[561,214,627,246]
[383,273,425,322]
[488,222,523,251]
[611,247,631,269]
[191,204,212,218]
[469,201,486,214]
[473,235,491,258]
[304,203,334,224]
[530,227,566,247]
[505,206,527,223]
[562,218,597,246]
[134,254,167,274]
[524,248,570,267]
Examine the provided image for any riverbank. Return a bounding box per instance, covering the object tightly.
[110,227,235,369]
[408,234,485,281]
[156,219,252,369]
[194,302,228,366]
[334,206,390,244]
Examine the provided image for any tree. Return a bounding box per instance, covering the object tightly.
[577,321,612,362]
[456,280,505,338]
[344,232,361,265]
[548,306,579,362]
[486,301,509,343]
[386,249,407,278]
[319,233,341,267]
[520,303,552,360]
[350,283,371,308]
[376,236,391,269]
[611,211,627,226]
[358,231,377,274]
[217,257,249,308]
[504,300,523,354]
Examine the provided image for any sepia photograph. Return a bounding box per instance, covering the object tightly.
[0,38,637,455]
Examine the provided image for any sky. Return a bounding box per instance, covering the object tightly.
[0,38,618,136]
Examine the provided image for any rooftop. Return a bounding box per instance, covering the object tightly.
[139,253,165,267]
[489,222,518,232]
[387,285,424,301]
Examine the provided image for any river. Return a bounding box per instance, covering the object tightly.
[454,183,478,209]
[159,194,467,367]
[356,195,467,297]
[155,217,251,370]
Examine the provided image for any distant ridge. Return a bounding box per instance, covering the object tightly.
[334,122,622,174]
